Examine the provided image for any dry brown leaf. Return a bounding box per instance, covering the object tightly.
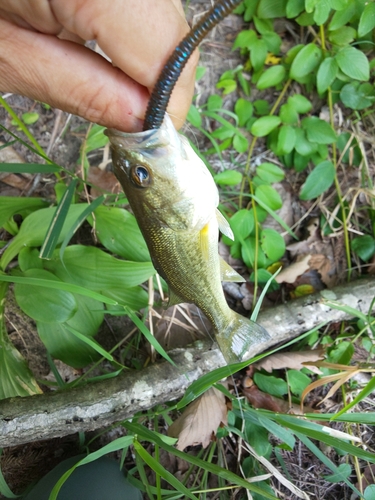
[275,254,312,284]
[308,253,336,288]
[87,166,121,198]
[168,387,227,450]
[243,385,316,414]
[254,348,325,375]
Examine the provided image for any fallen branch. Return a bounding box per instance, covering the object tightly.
[1,278,374,448]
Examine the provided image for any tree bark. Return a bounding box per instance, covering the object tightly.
[1,278,374,448]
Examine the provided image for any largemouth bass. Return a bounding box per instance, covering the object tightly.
[106,115,270,363]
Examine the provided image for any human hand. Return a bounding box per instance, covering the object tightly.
[0,0,198,131]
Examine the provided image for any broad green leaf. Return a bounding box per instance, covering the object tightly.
[216,79,237,94]
[37,293,104,368]
[328,26,356,46]
[233,132,249,153]
[290,44,322,81]
[277,125,296,154]
[329,340,354,365]
[39,179,78,259]
[15,269,77,323]
[251,116,281,137]
[256,162,285,183]
[286,0,305,17]
[257,65,286,89]
[251,39,268,71]
[45,245,154,290]
[365,485,375,500]
[352,235,375,261]
[335,46,369,81]
[324,463,352,483]
[0,282,42,399]
[244,422,272,457]
[233,29,257,50]
[0,204,89,270]
[255,184,283,210]
[65,325,113,362]
[358,2,375,37]
[229,209,255,241]
[340,82,375,110]
[300,161,335,200]
[214,170,243,186]
[18,247,43,272]
[22,111,39,125]
[313,0,331,25]
[257,0,287,18]
[0,163,61,174]
[235,98,253,127]
[294,128,318,156]
[279,103,299,125]
[261,228,286,261]
[89,206,150,262]
[254,373,288,397]
[288,94,313,114]
[104,285,149,310]
[317,57,338,93]
[302,117,337,144]
[242,236,268,268]
[287,369,311,397]
[187,104,202,128]
[0,196,48,229]
[207,94,223,111]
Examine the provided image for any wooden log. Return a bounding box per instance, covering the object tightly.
[0,278,374,448]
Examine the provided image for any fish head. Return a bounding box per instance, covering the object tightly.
[105,115,219,231]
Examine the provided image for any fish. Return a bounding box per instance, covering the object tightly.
[106,114,270,364]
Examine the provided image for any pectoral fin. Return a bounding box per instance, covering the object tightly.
[199,222,211,261]
[167,288,185,307]
[216,209,234,240]
[220,257,245,282]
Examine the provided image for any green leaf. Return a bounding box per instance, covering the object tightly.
[216,79,237,94]
[287,369,311,397]
[251,116,281,137]
[277,125,296,154]
[234,98,253,127]
[229,209,255,241]
[328,26,356,46]
[39,179,78,259]
[300,161,335,200]
[242,237,268,268]
[257,0,287,18]
[329,341,354,365]
[335,46,370,81]
[364,485,375,500]
[45,245,154,290]
[317,57,338,94]
[257,65,286,89]
[288,95,313,114]
[37,292,104,368]
[0,282,42,399]
[207,94,223,111]
[0,273,117,305]
[0,203,89,270]
[22,111,39,125]
[65,325,113,362]
[250,39,268,71]
[233,29,257,50]
[14,269,77,323]
[0,196,48,229]
[313,0,331,25]
[233,132,249,153]
[279,103,299,125]
[290,44,322,81]
[340,82,375,110]
[358,2,375,37]
[0,163,61,174]
[214,170,243,186]
[255,184,283,210]
[187,104,202,128]
[261,228,286,261]
[352,235,375,261]
[256,162,285,183]
[294,128,318,156]
[254,373,288,397]
[89,206,150,261]
[286,0,305,17]
[302,117,337,144]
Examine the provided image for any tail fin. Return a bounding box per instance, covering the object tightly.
[215,313,270,364]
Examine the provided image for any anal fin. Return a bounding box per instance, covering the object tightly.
[220,257,245,282]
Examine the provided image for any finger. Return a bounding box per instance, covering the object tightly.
[50,0,197,126]
[0,19,148,131]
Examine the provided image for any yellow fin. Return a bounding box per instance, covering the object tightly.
[220,257,245,282]
[200,222,210,261]
[216,209,234,240]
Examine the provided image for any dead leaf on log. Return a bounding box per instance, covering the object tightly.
[276,255,312,284]
[254,348,325,375]
[168,387,227,450]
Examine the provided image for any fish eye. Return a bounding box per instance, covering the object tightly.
[130,165,151,187]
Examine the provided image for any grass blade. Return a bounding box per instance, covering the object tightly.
[0,163,61,174]
[39,179,78,259]
[64,325,114,362]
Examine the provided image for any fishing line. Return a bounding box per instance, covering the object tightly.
[143,0,242,131]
